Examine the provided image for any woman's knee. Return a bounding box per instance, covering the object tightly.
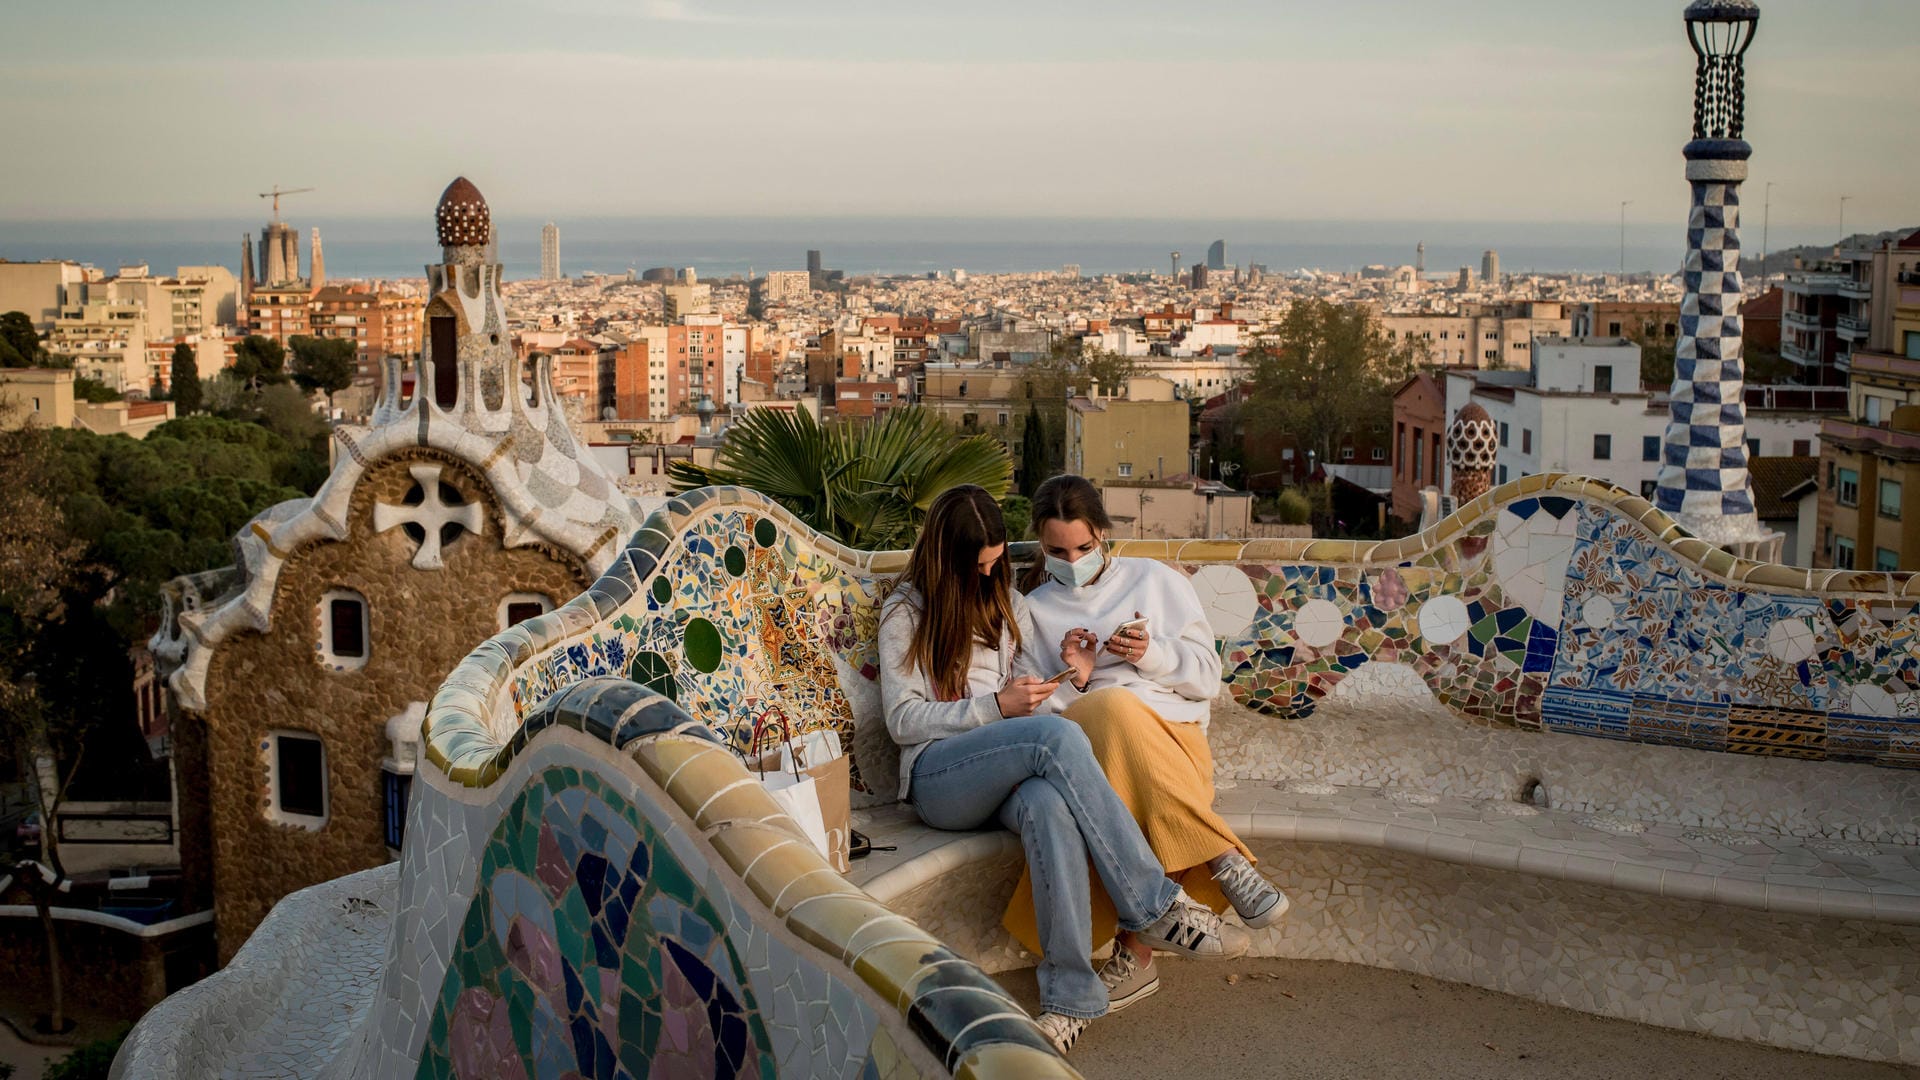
[1003,776,1073,833]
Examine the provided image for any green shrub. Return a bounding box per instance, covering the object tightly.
[43,1032,127,1080]
[1274,488,1312,525]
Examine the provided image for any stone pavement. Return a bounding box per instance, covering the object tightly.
[995,957,1920,1080]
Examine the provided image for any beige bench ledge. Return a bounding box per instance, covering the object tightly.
[848,782,1920,926]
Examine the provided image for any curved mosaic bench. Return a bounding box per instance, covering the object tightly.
[122,478,1919,1075]
[451,480,1919,1064]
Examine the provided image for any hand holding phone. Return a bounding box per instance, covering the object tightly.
[1105,613,1151,665]
[1042,665,1078,685]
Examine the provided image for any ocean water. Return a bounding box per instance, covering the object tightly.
[0,216,1846,283]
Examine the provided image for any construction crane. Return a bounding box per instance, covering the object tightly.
[258,186,315,222]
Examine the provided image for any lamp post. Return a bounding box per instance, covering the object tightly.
[1760,180,1774,294]
[1652,0,1768,550]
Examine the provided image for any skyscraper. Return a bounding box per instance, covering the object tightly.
[1416,241,1426,274]
[1481,250,1500,286]
[541,222,561,281]
[1170,251,1181,282]
[310,227,325,289]
[1206,240,1226,271]
[806,249,823,272]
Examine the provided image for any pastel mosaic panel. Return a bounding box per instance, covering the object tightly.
[1192,490,1918,769]
[415,766,779,1080]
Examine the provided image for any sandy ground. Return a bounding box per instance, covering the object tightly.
[0,1025,79,1080]
[995,957,1920,1080]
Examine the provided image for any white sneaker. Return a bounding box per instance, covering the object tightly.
[1099,945,1161,1011]
[1133,888,1250,959]
[1035,1012,1090,1055]
[1213,853,1290,929]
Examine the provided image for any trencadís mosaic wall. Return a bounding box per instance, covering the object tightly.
[402,477,1913,1079]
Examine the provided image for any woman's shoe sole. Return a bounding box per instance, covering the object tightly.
[1108,974,1161,1013]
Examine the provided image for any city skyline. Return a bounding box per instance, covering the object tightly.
[2,1,1914,228]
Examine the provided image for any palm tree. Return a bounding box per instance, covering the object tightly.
[668,405,1010,550]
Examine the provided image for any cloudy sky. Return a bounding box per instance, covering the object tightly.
[3,0,1913,230]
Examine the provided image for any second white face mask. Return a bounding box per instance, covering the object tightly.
[1045,547,1103,588]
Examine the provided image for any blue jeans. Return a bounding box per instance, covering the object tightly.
[909,714,1181,1018]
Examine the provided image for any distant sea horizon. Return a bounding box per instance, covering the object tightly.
[0,216,1858,284]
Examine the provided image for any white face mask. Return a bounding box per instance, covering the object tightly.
[1045,547,1104,589]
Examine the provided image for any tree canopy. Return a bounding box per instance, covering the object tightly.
[1242,299,1419,465]
[290,335,357,408]
[1,311,42,365]
[667,405,1011,549]
[170,342,203,415]
[231,335,288,390]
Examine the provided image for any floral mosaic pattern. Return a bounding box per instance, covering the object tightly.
[508,508,886,792]
[502,486,1920,812]
[417,766,777,1080]
[1204,494,1919,767]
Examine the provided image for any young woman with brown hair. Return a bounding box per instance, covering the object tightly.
[879,484,1247,1054]
[1011,473,1289,1014]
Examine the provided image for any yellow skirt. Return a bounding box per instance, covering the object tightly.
[1002,687,1253,957]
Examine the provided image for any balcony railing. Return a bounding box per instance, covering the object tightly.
[1783,310,1823,330]
[1837,313,1870,339]
[1838,279,1874,300]
[1823,418,1920,454]
[1780,339,1820,367]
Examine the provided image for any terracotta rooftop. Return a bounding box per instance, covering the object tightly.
[1748,455,1818,520]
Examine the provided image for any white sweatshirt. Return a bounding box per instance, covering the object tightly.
[877,585,1053,800]
[1026,556,1223,725]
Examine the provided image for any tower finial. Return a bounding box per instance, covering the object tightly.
[1684,0,1760,141]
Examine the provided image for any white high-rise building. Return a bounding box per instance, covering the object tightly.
[541,222,561,281]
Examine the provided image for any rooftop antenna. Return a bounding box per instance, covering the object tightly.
[259,185,316,223]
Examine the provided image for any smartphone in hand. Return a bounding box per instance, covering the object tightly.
[1110,616,1148,638]
[1043,665,1078,684]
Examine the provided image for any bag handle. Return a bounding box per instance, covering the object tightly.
[746,704,805,782]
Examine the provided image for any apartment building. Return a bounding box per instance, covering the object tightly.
[1066,377,1190,486]
[0,259,90,330]
[1390,372,1449,523]
[309,286,424,383]
[1377,301,1571,369]
[48,299,152,392]
[106,265,241,339]
[1812,247,1920,570]
[247,283,315,346]
[1,366,175,438]
[549,338,611,410]
[663,282,712,321]
[1436,337,1840,500]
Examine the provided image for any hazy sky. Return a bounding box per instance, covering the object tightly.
[3,0,1913,229]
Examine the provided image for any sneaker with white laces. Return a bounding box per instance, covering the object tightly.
[1133,888,1249,959]
[1035,1012,1089,1055]
[1099,945,1160,1011]
[1212,853,1290,929]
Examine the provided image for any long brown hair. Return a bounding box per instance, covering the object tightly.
[892,485,1021,701]
[1019,474,1113,591]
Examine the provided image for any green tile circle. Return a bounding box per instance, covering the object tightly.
[628,651,676,701]
[753,518,777,548]
[724,545,747,577]
[652,576,671,603]
[683,618,723,673]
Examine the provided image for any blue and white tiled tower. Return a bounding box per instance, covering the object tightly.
[1653,0,1770,550]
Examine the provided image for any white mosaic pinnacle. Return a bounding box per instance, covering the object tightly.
[372,463,485,570]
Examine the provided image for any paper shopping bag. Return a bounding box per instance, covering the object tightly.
[757,768,832,864]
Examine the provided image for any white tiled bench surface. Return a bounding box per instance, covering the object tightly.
[849,782,1920,925]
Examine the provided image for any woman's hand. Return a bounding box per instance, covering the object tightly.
[1104,611,1151,666]
[1060,628,1098,689]
[996,676,1056,719]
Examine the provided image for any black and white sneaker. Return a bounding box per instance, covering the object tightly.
[1035,1012,1090,1055]
[1133,889,1250,959]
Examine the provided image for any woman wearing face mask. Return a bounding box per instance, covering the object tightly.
[879,484,1247,1054]
[1009,473,1289,1016]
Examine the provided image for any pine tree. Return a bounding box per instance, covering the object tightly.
[170,342,203,415]
[1020,402,1047,496]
